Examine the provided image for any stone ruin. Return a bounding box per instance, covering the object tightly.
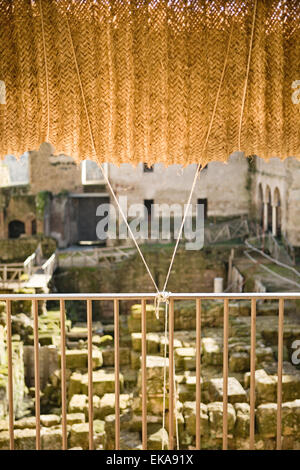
[0,299,300,450]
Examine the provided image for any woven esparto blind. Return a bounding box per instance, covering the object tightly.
[0,0,299,166]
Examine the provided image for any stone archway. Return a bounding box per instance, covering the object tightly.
[263,185,272,232]
[273,188,281,237]
[257,183,264,228]
[8,220,25,239]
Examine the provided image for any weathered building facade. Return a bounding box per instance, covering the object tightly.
[0,142,299,247]
[254,156,300,246]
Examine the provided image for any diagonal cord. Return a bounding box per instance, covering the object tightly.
[238,0,258,151]
[65,15,159,294]
[162,20,234,293]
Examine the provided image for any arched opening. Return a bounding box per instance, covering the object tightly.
[8,220,25,239]
[273,188,281,237]
[31,219,37,236]
[257,184,264,227]
[265,185,272,232]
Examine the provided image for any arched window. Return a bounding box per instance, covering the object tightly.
[8,220,25,239]
[273,188,281,237]
[265,186,272,232]
[258,184,263,226]
[31,219,37,235]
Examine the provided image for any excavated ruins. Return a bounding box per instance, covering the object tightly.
[1,296,300,450]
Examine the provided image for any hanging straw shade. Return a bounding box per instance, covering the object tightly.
[0,0,299,166]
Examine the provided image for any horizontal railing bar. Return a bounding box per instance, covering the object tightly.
[0,292,300,301]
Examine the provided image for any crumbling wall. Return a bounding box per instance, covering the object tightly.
[28,143,82,195]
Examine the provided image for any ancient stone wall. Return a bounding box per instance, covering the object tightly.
[108,152,249,218]
[28,143,83,196]
[54,246,227,321]
[254,156,300,246]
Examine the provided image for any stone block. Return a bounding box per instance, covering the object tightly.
[66,413,86,425]
[14,416,36,429]
[256,374,277,404]
[131,332,160,354]
[234,403,250,438]
[282,400,300,436]
[207,402,236,437]
[137,355,169,395]
[183,401,209,436]
[174,348,196,371]
[59,349,102,370]
[229,352,249,372]
[14,428,36,450]
[41,427,64,450]
[40,414,61,427]
[68,394,102,420]
[202,338,222,365]
[256,403,277,438]
[209,377,247,404]
[0,431,9,450]
[99,393,131,419]
[102,347,130,367]
[69,420,105,450]
[68,372,84,398]
[87,369,123,396]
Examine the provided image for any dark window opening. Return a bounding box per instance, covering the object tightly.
[32,219,37,235]
[144,199,154,217]
[143,163,154,173]
[197,198,208,218]
[267,203,272,232]
[9,220,25,239]
[144,199,154,238]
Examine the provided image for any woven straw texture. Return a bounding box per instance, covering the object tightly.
[0,0,299,166]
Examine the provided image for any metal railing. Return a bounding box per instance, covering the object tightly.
[1,292,299,451]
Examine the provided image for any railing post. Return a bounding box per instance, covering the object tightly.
[277,298,284,450]
[114,299,120,450]
[196,299,201,450]
[141,299,147,450]
[169,298,174,450]
[33,299,41,450]
[87,299,94,450]
[223,298,229,450]
[60,299,67,450]
[250,298,256,449]
[6,299,14,450]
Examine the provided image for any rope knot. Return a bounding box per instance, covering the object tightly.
[154,291,171,320]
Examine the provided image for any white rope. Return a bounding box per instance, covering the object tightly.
[66,15,159,294]
[160,296,180,450]
[66,13,233,451]
[162,20,234,293]
[154,290,171,320]
[174,357,179,450]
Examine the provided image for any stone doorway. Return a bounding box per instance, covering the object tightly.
[8,219,25,239]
